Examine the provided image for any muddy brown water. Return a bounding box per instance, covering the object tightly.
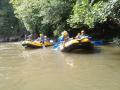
[0,42,120,90]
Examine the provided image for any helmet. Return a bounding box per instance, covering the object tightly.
[39,34,43,37]
[63,31,68,36]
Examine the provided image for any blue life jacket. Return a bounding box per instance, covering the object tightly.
[58,36,64,43]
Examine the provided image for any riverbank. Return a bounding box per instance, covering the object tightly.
[0,36,24,42]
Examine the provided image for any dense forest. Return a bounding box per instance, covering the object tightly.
[0,0,26,41]
[0,0,120,45]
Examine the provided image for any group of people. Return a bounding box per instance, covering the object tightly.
[25,33,50,43]
[25,30,89,44]
[75,30,88,39]
[35,34,50,43]
[58,30,88,43]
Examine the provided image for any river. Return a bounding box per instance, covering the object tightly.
[0,42,120,90]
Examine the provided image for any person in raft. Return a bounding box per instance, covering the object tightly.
[35,34,45,43]
[58,30,70,43]
[26,34,33,41]
[75,30,93,41]
[44,36,50,42]
[75,30,89,39]
[59,30,70,47]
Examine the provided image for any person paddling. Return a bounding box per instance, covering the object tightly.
[75,30,88,39]
[75,30,93,42]
[53,31,70,49]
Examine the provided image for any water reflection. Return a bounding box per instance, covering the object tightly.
[65,56,74,67]
[68,47,101,54]
[60,53,75,68]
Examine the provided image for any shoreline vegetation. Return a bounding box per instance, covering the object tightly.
[0,0,120,47]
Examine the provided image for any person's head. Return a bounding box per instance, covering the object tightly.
[44,36,47,38]
[63,30,68,37]
[81,30,85,35]
[39,34,43,37]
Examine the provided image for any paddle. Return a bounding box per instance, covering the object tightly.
[92,40,103,46]
[53,42,60,50]
[53,36,63,50]
[42,44,46,49]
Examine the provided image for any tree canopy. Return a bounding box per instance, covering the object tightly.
[67,0,120,28]
[10,0,120,37]
[10,0,75,36]
[0,0,23,37]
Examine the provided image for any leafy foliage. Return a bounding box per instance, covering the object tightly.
[10,0,74,35]
[110,0,120,25]
[10,0,120,38]
[67,0,120,28]
[0,0,24,37]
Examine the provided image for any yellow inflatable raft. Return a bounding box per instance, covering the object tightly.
[60,38,94,52]
[22,40,52,48]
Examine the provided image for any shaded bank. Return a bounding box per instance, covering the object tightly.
[0,0,26,42]
[0,36,21,42]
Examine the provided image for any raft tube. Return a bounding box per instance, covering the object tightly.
[60,38,94,52]
[22,40,52,48]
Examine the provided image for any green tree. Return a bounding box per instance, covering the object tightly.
[67,0,120,28]
[10,0,75,36]
[0,0,22,37]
